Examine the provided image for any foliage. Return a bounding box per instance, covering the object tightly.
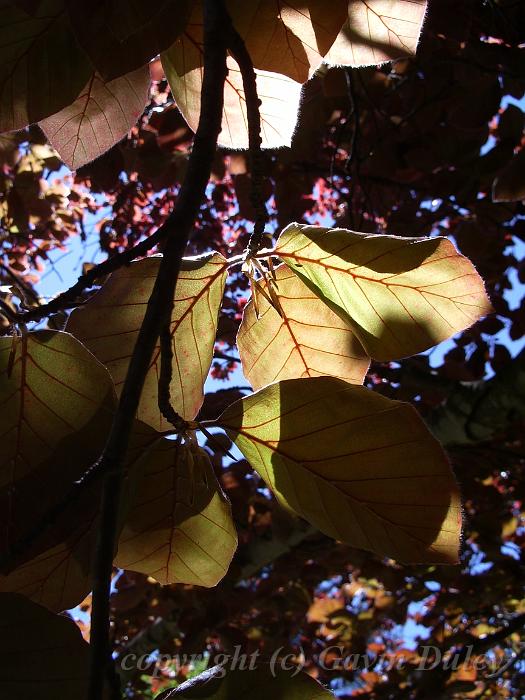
[0,1,524,699]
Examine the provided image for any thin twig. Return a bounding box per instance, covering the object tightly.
[158,321,187,430]
[227,26,268,256]
[87,3,229,698]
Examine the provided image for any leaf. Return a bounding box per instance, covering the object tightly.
[0,0,91,132]
[39,66,150,170]
[66,0,192,80]
[116,439,237,587]
[219,377,461,564]
[0,420,159,612]
[0,330,115,555]
[238,264,370,389]
[275,223,493,361]
[325,0,428,67]
[0,593,95,699]
[161,3,302,149]
[156,663,333,700]
[226,0,349,83]
[67,253,227,429]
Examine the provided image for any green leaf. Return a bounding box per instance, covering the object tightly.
[0,593,97,699]
[161,3,302,149]
[0,0,92,132]
[67,253,228,429]
[116,438,237,587]
[40,65,150,170]
[66,0,192,80]
[156,664,333,700]
[238,264,370,389]
[219,377,461,564]
[275,223,493,361]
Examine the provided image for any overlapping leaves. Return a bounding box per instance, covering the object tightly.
[68,253,228,429]
[219,377,461,564]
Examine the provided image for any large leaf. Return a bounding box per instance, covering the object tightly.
[226,0,348,83]
[275,223,493,361]
[116,439,237,587]
[219,377,461,564]
[0,0,91,132]
[238,264,370,389]
[40,66,150,170]
[0,420,159,612]
[0,331,114,553]
[156,664,333,700]
[0,593,94,699]
[325,0,428,67]
[66,0,192,80]
[161,2,302,149]
[67,253,227,429]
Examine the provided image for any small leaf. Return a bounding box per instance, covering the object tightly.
[492,148,525,203]
[67,253,228,429]
[156,663,333,699]
[116,439,237,587]
[219,377,461,564]
[162,3,302,149]
[238,264,370,389]
[226,0,349,83]
[0,593,95,699]
[325,0,428,67]
[66,0,193,80]
[0,1,91,132]
[40,66,150,170]
[275,223,493,361]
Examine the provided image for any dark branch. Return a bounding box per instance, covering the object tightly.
[87,2,230,698]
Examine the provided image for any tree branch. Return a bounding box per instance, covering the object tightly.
[87,3,230,698]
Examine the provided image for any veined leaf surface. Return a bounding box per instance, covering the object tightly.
[219,377,461,564]
[238,264,370,389]
[275,223,493,360]
[116,439,237,587]
[325,0,428,67]
[161,2,302,149]
[40,66,150,170]
[226,0,348,83]
[67,253,227,429]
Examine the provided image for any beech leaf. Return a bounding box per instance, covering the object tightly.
[275,223,493,361]
[0,0,91,132]
[116,439,237,587]
[161,3,302,149]
[219,377,461,565]
[156,663,333,700]
[0,593,96,699]
[65,0,193,81]
[67,253,227,430]
[226,0,349,83]
[39,66,150,170]
[325,0,428,67]
[238,264,370,389]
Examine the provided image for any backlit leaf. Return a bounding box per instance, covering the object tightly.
[226,0,348,83]
[40,66,150,170]
[116,439,237,587]
[66,0,192,80]
[161,2,302,149]
[275,223,493,361]
[0,593,94,699]
[219,377,461,564]
[238,264,370,389]
[0,420,158,612]
[325,0,428,67]
[156,663,333,700]
[67,253,227,429]
[0,0,91,132]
